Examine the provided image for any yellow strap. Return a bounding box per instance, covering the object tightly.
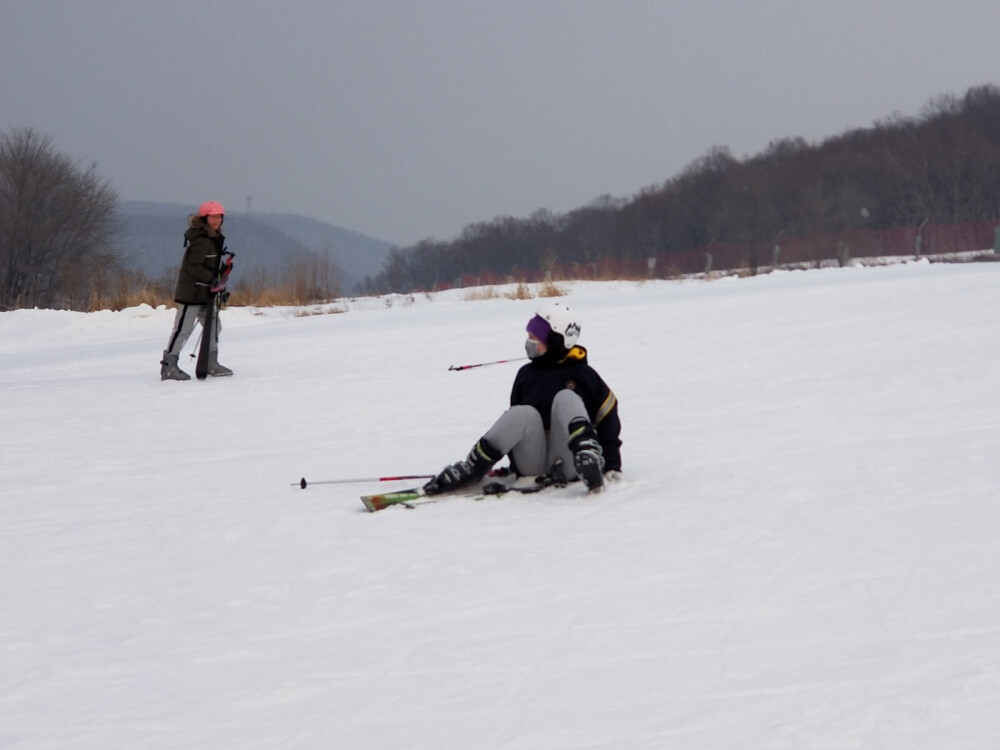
[594,390,617,426]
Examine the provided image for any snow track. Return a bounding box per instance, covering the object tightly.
[2,261,999,748]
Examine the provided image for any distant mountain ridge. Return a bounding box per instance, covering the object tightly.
[117,201,394,293]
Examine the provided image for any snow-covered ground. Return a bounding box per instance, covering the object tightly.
[2,260,998,749]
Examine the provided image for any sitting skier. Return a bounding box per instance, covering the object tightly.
[424,300,622,495]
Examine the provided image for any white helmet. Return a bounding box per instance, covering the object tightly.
[534,300,581,348]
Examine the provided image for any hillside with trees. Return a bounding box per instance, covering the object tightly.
[5,85,998,309]
[360,84,1000,294]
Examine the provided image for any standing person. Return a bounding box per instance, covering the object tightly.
[159,201,233,380]
[423,300,622,495]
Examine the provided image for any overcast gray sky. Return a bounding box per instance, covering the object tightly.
[2,1,998,246]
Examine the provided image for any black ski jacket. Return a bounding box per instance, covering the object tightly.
[510,344,622,472]
[173,215,225,305]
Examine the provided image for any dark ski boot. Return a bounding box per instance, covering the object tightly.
[160,351,190,381]
[568,417,605,492]
[423,438,503,495]
[207,351,233,377]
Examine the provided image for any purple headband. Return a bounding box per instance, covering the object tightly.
[526,314,551,342]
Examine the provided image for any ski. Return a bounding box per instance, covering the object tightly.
[195,291,218,380]
[361,487,455,512]
[195,250,233,380]
[361,471,581,512]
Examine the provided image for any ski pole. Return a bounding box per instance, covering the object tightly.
[189,329,203,361]
[295,474,434,489]
[448,357,527,371]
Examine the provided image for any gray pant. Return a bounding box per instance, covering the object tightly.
[164,303,219,357]
[483,389,590,480]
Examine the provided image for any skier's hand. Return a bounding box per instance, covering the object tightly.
[211,256,234,292]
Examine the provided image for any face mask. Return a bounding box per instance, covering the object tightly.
[525,338,542,359]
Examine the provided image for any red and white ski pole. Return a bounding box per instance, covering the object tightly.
[295,475,434,490]
[448,357,527,371]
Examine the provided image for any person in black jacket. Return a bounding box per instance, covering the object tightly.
[159,201,233,380]
[424,300,622,495]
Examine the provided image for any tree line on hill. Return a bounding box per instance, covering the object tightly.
[4,85,999,310]
[359,84,1000,294]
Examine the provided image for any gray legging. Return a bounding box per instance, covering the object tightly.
[164,303,219,357]
[483,389,590,480]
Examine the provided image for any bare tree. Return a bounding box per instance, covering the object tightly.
[0,128,121,309]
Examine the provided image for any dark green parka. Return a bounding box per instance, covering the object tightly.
[173,215,225,304]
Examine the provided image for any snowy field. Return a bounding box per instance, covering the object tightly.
[2,260,999,749]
